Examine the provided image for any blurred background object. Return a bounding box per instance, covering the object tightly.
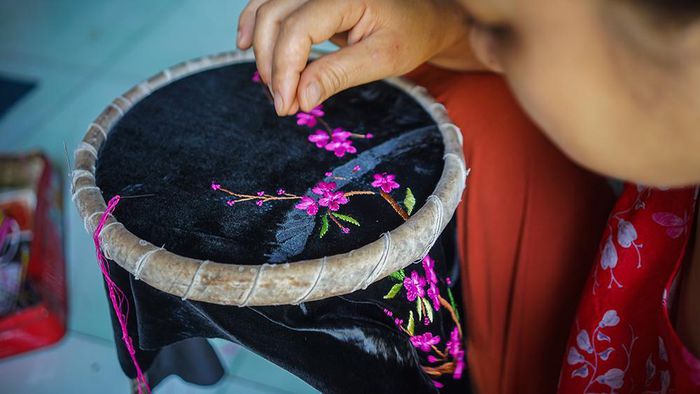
[0,1,328,392]
[0,153,66,359]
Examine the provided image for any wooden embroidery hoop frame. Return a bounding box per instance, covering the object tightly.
[72,50,468,306]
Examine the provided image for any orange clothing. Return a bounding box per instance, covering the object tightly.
[406,65,615,393]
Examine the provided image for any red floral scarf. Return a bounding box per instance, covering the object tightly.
[558,184,699,393]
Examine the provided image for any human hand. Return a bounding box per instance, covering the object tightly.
[237,0,480,116]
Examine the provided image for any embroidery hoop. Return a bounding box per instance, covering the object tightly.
[72,50,468,306]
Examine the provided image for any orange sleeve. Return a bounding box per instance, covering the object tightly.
[405,65,615,394]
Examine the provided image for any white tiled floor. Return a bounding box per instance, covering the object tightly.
[0,1,320,392]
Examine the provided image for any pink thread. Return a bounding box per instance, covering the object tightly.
[93,195,151,393]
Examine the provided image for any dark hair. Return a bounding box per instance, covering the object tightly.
[638,0,700,26]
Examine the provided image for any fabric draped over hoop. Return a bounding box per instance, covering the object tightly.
[73,51,469,393]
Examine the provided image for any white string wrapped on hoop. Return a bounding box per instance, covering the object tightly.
[76,141,98,158]
[240,264,265,306]
[356,232,392,291]
[72,186,100,202]
[134,247,164,280]
[182,260,210,301]
[293,256,327,305]
[421,195,444,260]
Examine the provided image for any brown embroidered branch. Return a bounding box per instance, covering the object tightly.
[343,190,375,198]
[380,190,409,220]
[217,186,302,202]
[318,118,333,133]
[422,362,456,376]
[439,296,462,337]
[328,212,346,231]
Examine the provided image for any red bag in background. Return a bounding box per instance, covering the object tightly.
[0,153,66,358]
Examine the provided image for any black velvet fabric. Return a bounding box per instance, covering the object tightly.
[95,61,470,393]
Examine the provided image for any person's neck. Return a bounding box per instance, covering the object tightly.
[677,198,700,357]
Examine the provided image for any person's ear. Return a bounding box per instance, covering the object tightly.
[469,25,504,73]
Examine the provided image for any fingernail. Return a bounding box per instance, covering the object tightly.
[273,91,284,115]
[304,82,321,108]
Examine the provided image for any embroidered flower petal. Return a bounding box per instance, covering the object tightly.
[600,236,618,269]
[409,332,441,352]
[371,173,400,193]
[403,271,426,301]
[595,368,625,389]
[576,330,594,354]
[318,191,349,211]
[422,255,438,284]
[571,366,589,379]
[308,130,330,148]
[427,283,440,311]
[567,347,584,365]
[312,182,336,195]
[294,196,318,216]
[599,310,620,328]
[331,128,351,141]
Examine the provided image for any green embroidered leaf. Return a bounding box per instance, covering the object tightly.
[416,298,423,322]
[447,287,461,322]
[319,214,329,238]
[383,283,403,299]
[331,213,360,226]
[422,298,434,323]
[389,269,406,282]
[404,188,416,216]
[407,311,415,336]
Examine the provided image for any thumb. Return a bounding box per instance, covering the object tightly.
[297,36,402,111]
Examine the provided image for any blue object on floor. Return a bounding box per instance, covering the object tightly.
[0,74,35,119]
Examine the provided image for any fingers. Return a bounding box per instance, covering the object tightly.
[270,0,367,115]
[297,35,402,112]
[237,0,267,49]
[251,0,306,85]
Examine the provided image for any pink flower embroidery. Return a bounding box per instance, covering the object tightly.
[330,128,351,140]
[410,332,441,352]
[295,196,318,216]
[257,191,265,196]
[255,200,264,206]
[403,271,426,301]
[422,255,438,284]
[312,182,336,196]
[324,128,357,157]
[371,173,400,193]
[308,130,330,148]
[210,182,221,191]
[446,326,462,358]
[327,139,356,157]
[226,200,235,206]
[296,105,325,127]
[251,71,261,82]
[453,350,465,379]
[342,227,351,234]
[427,282,441,311]
[276,188,286,195]
[318,191,349,211]
[352,165,361,172]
